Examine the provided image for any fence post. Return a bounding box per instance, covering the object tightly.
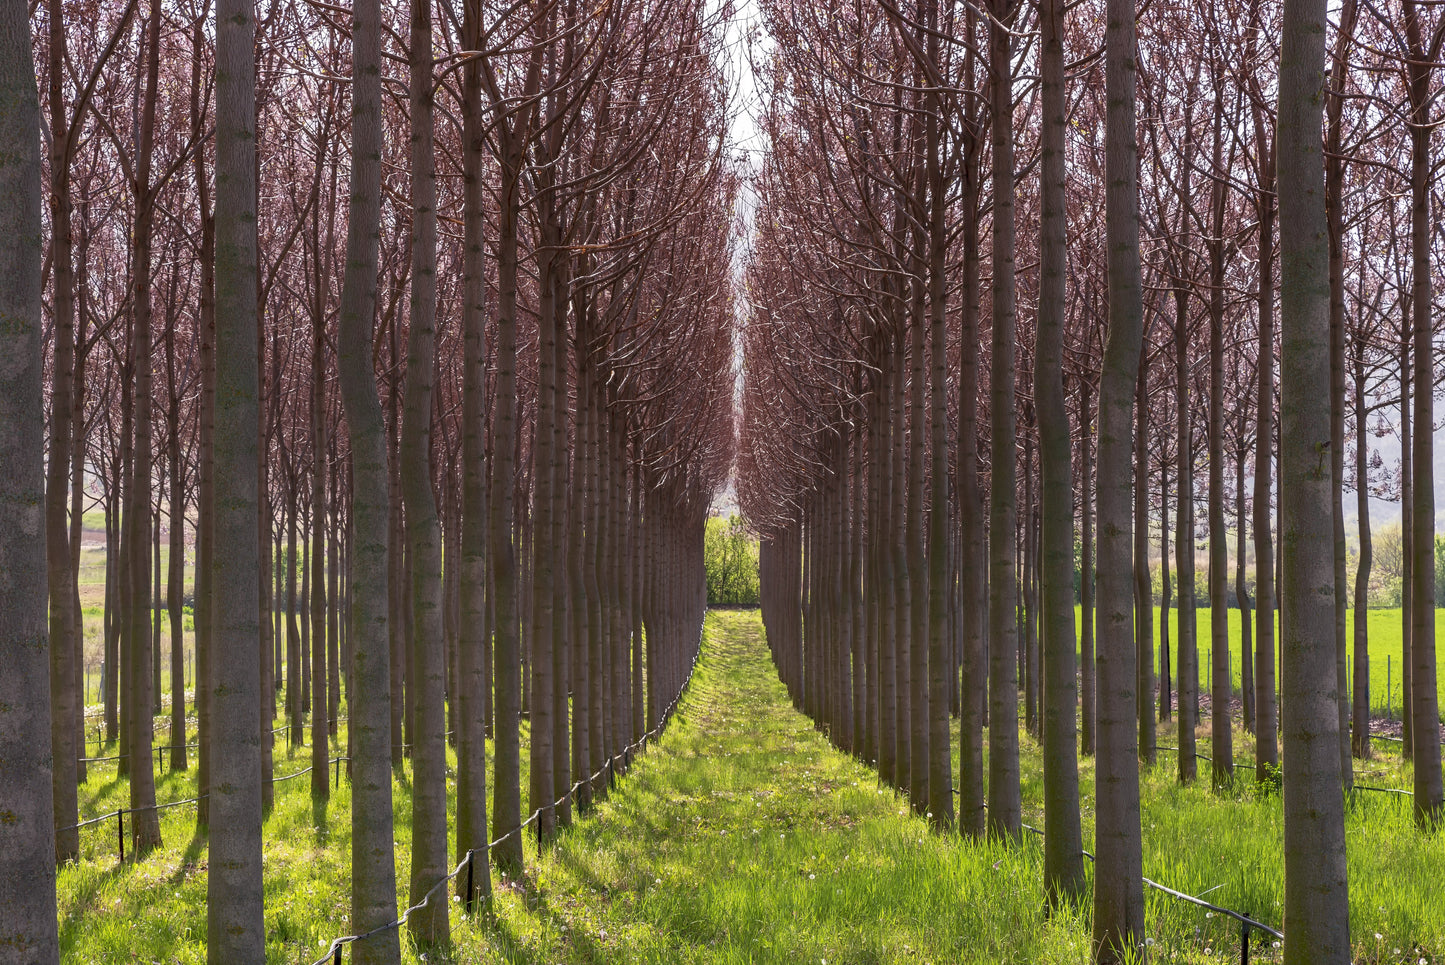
[331,943,342,965]
[1240,915,1249,965]
[118,809,125,862]
[464,851,475,914]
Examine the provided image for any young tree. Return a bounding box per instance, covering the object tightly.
[1093,0,1147,957]
[0,0,58,951]
[335,0,402,951]
[1036,0,1084,905]
[1277,0,1350,957]
[206,0,265,953]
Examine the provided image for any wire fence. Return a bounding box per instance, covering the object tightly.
[60,756,350,862]
[309,638,703,965]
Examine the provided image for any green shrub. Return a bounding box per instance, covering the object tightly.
[705,514,760,606]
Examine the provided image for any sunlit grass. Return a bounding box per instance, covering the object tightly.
[59,609,1444,964]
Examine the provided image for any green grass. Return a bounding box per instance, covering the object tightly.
[60,609,1445,963]
[1082,605,1445,724]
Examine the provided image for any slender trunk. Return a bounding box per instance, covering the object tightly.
[1236,443,1254,734]
[335,0,402,946]
[45,0,80,861]
[402,3,449,940]
[1176,287,1198,785]
[1351,360,1372,758]
[0,2,58,948]
[985,0,1021,840]
[1278,0,1351,954]
[1094,0,1148,953]
[1208,123,1234,787]
[1081,379,1096,753]
[1037,0,1083,897]
[207,0,265,948]
[490,126,527,874]
[126,0,164,855]
[1254,128,1279,782]
[1135,351,1155,765]
[1326,0,1359,788]
[454,0,491,902]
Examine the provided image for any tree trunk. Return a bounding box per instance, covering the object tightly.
[334,0,402,947]
[402,1,450,940]
[126,0,163,856]
[986,0,1021,841]
[454,0,491,904]
[1175,286,1198,786]
[1094,0,1148,955]
[1351,358,1371,758]
[1254,118,1279,783]
[1135,351,1155,766]
[1278,0,1351,955]
[0,3,58,948]
[45,0,80,861]
[1404,0,1444,825]
[1037,0,1084,898]
[207,0,266,949]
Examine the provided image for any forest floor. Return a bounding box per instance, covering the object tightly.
[60,609,1443,964]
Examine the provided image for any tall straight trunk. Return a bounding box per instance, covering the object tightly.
[1207,127,1234,787]
[335,0,402,948]
[168,370,186,770]
[193,17,215,819]
[1023,433,1038,739]
[1176,288,1198,785]
[126,0,164,855]
[402,2,449,940]
[1094,0,1147,955]
[875,361,897,785]
[45,0,80,861]
[1037,0,1084,899]
[154,491,163,716]
[1351,358,1371,758]
[311,312,329,800]
[1404,0,1444,823]
[571,363,593,810]
[1236,443,1254,734]
[528,191,561,841]
[1400,304,1412,760]
[287,497,302,743]
[957,59,986,825]
[207,0,265,949]
[1134,354,1155,765]
[1254,121,1279,782]
[1277,0,1351,955]
[891,331,912,795]
[106,476,119,744]
[985,0,1021,840]
[490,123,527,875]
[1081,379,1097,753]
[907,281,930,813]
[454,0,491,902]
[0,3,58,948]
[1160,438,1172,722]
[388,354,406,766]
[328,468,341,736]
[1326,0,1359,787]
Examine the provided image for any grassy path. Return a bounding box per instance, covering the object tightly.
[467,608,1087,964]
[59,609,1444,963]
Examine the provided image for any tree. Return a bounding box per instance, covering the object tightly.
[334,0,402,950]
[1093,0,1147,957]
[206,0,265,951]
[1277,0,1351,956]
[1036,0,1084,906]
[0,0,58,949]
[401,0,449,938]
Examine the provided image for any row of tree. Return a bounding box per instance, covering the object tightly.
[739,0,1442,961]
[4,0,735,962]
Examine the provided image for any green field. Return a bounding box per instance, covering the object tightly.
[58,609,1444,964]
[1080,605,1445,724]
